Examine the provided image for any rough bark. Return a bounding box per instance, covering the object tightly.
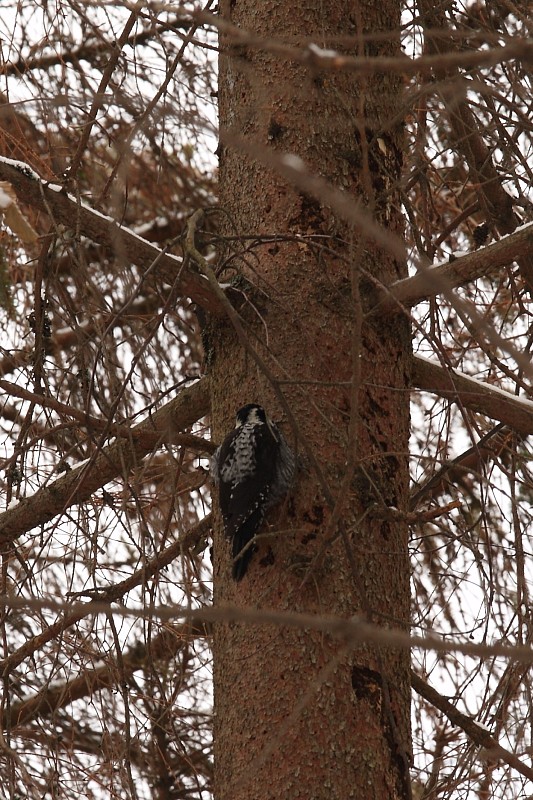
[211,2,411,799]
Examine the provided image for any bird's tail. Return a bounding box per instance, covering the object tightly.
[231,509,264,581]
[232,527,257,581]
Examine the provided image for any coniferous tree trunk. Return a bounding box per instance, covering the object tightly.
[211,2,411,798]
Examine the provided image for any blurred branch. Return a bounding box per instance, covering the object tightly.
[7,606,533,794]
[5,594,533,663]
[193,6,532,76]
[223,133,405,261]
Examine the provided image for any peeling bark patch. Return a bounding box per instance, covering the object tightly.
[268,118,285,142]
[380,522,391,541]
[339,148,362,168]
[259,547,275,569]
[291,193,325,231]
[303,505,324,525]
[230,44,250,62]
[353,468,377,505]
[287,497,296,517]
[369,396,385,418]
[351,665,410,795]
[351,665,383,710]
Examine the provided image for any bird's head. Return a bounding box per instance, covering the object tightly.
[235,404,267,427]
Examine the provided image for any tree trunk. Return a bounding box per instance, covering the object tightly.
[211,1,411,798]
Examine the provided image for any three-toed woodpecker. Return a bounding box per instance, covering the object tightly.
[211,403,295,581]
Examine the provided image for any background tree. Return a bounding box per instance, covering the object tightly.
[0,2,532,799]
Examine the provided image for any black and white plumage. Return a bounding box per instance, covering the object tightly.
[211,404,295,581]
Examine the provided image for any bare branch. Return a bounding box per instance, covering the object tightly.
[0,16,191,77]
[412,355,533,435]
[411,671,533,784]
[0,513,212,675]
[0,377,209,546]
[373,223,533,313]
[4,595,533,664]
[0,157,222,313]
[6,618,208,729]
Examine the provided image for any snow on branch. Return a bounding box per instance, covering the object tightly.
[374,221,533,313]
[0,156,223,313]
[413,354,533,434]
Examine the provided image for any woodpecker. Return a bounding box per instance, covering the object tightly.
[211,403,295,581]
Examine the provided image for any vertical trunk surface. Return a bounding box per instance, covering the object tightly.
[212,1,411,798]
